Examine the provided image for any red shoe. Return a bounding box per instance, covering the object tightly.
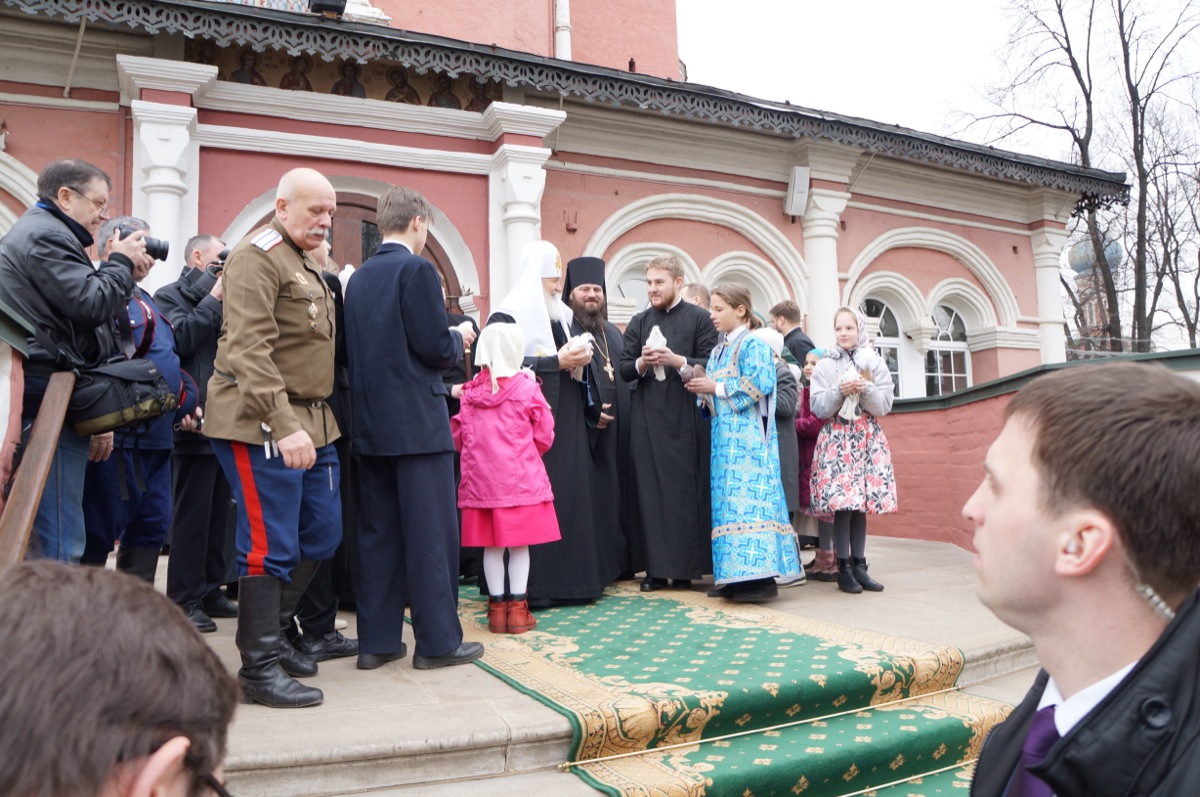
[507,599,536,634]
[487,599,510,634]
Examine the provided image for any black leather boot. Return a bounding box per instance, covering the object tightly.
[278,560,320,678]
[116,546,159,584]
[850,557,885,592]
[236,575,323,708]
[837,558,863,594]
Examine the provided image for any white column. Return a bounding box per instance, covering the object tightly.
[801,187,851,343]
[488,145,552,308]
[1031,228,1069,363]
[130,100,197,294]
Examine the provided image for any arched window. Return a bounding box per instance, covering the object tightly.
[925,305,970,395]
[860,299,901,395]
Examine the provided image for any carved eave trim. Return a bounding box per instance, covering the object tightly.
[6,0,1129,209]
[116,55,564,142]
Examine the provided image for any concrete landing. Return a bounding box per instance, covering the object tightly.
[204,537,1037,796]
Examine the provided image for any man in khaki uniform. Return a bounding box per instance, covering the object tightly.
[205,167,344,709]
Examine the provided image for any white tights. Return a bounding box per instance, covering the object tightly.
[483,546,531,598]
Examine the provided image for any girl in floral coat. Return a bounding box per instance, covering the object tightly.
[809,307,897,593]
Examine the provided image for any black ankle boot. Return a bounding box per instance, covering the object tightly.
[278,561,321,678]
[116,546,160,584]
[837,558,863,594]
[236,575,323,708]
[850,557,884,592]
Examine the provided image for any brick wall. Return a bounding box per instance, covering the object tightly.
[870,393,1013,552]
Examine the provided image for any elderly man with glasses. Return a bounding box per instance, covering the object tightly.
[0,157,148,563]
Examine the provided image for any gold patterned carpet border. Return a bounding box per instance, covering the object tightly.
[456,584,1012,796]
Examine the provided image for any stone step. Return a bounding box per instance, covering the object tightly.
[219,539,1038,797]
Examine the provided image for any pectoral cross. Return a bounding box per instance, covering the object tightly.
[604,361,615,381]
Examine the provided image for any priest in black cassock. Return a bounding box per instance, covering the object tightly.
[487,240,618,607]
[619,255,718,591]
[564,256,640,580]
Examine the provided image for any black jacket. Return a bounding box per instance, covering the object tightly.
[153,265,222,452]
[344,242,463,457]
[972,590,1200,796]
[0,204,133,375]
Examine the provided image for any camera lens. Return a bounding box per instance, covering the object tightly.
[117,224,170,262]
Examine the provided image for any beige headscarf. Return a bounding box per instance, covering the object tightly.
[474,322,525,393]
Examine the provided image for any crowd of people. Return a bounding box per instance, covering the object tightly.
[1,158,900,711]
[5,157,1200,797]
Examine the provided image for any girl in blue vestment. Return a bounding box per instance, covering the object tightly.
[685,285,802,602]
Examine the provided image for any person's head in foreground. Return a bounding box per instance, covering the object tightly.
[0,561,239,797]
[964,362,1200,641]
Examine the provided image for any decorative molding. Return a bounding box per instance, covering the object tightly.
[585,193,807,298]
[193,123,495,174]
[844,272,926,340]
[927,277,999,330]
[544,159,787,200]
[846,199,1034,237]
[967,327,1043,352]
[844,227,1020,327]
[0,91,119,111]
[117,54,216,102]
[704,250,798,312]
[116,54,566,143]
[0,151,39,207]
[2,0,1128,209]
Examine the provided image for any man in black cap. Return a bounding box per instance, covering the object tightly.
[564,257,639,580]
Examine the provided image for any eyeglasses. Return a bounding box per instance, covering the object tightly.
[185,753,234,797]
[67,186,110,216]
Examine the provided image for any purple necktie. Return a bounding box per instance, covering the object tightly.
[1012,705,1059,797]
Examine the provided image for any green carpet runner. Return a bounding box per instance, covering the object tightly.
[458,584,1010,796]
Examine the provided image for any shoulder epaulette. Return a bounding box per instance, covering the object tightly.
[252,229,284,252]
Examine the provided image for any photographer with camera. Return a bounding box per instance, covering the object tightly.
[0,158,147,563]
[154,233,240,633]
[80,216,200,583]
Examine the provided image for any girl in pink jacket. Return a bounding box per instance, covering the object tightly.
[451,323,560,635]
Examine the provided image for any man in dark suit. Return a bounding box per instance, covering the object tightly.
[344,186,483,671]
[964,363,1200,796]
[769,300,815,364]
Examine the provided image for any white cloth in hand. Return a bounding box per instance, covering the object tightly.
[646,325,667,381]
[837,362,862,422]
[566,332,594,382]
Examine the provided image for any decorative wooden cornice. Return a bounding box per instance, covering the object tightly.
[4,0,1129,212]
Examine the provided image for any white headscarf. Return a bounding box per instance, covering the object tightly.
[474,322,525,393]
[491,240,574,357]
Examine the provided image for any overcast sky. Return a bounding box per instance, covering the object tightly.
[676,1,1024,153]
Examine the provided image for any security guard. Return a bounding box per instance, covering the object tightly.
[205,167,345,709]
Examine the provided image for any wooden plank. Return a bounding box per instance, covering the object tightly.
[0,371,75,566]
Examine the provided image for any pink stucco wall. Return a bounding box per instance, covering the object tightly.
[372,0,680,80]
[871,393,1014,551]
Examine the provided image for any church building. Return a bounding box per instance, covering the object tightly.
[0,0,1127,400]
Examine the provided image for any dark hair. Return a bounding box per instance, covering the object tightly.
[0,562,239,797]
[769,300,801,325]
[377,186,434,236]
[1005,362,1200,605]
[36,158,111,205]
[711,284,754,326]
[96,215,148,258]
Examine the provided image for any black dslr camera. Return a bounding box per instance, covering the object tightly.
[206,247,231,277]
[117,224,170,262]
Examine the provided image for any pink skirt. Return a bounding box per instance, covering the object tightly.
[461,502,562,548]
